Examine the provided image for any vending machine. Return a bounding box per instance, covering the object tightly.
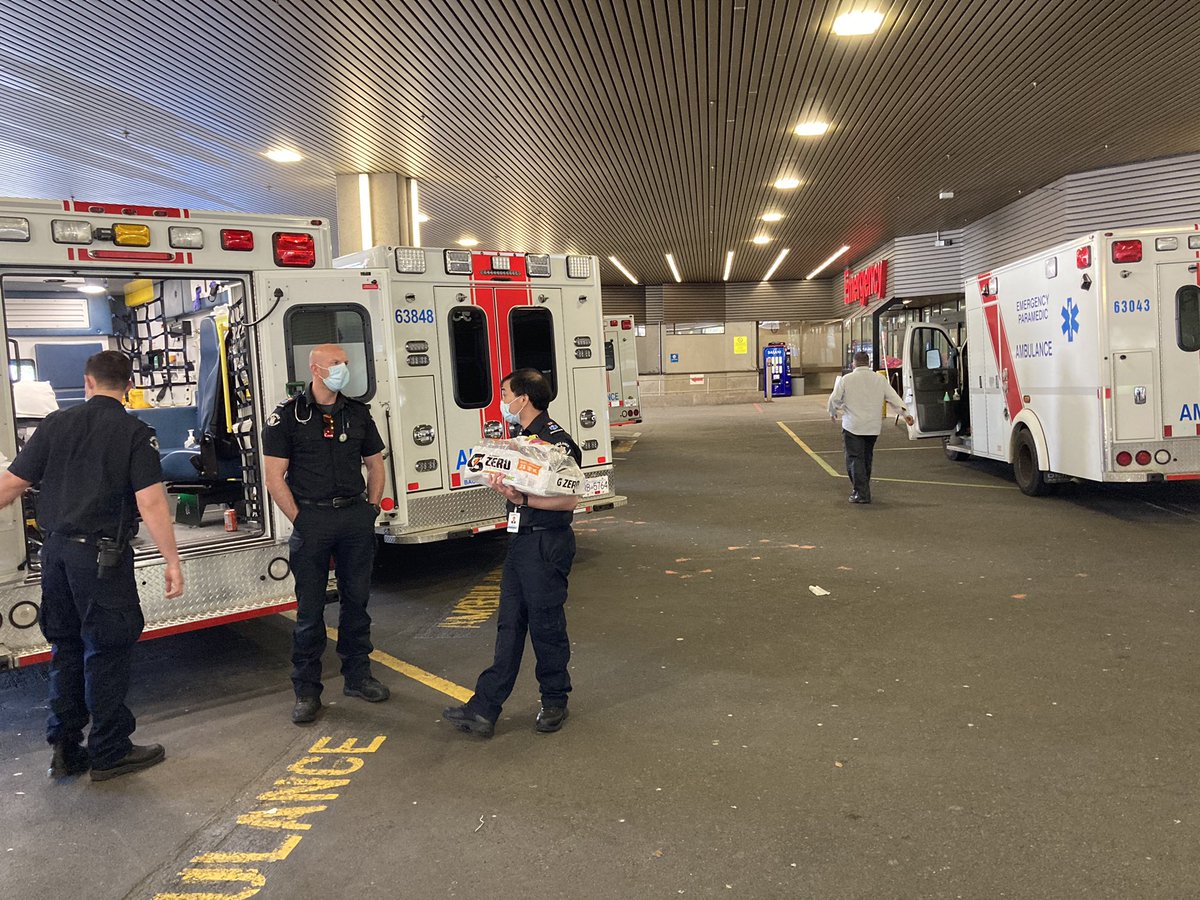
[762,343,792,397]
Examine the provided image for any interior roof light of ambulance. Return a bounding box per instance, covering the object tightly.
[394,246,426,274]
[525,254,551,277]
[221,229,254,251]
[1190,235,1200,250]
[52,219,93,244]
[0,216,30,241]
[491,254,511,271]
[1155,237,1178,252]
[169,226,204,249]
[444,249,472,275]
[273,232,316,267]
[1111,239,1142,263]
[1076,246,1091,268]
[567,256,592,279]
[113,223,151,247]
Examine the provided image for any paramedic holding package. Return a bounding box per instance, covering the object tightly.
[0,351,183,782]
[444,368,581,737]
[262,343,389,725]
[827,351,914,504]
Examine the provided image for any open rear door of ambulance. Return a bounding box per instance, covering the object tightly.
[901,323,960,439]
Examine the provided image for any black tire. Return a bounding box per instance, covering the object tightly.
[943,438,967,461]
[1013,429,1052,496]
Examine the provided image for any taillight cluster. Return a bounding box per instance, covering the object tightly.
[619,407,640,419]
[1116,448,1171,467]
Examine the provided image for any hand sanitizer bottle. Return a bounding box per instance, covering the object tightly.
[184,428,199,449]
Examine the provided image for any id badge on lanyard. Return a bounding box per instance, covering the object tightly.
[506,509,522,533]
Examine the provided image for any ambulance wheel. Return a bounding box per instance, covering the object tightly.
[943,438,967,461]
[1013,429,1052,496]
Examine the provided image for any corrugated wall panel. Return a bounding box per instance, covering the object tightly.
[661,284,727,322]
[960,186,1068,278]
[1063,152,1200,233]
[644,286,666,325]
[891,230,963,296]
[601,285,647,320]
[726,279,836,320]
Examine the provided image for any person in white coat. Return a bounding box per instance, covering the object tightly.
[826,352,914,504]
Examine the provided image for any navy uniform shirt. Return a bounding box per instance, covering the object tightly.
[512,410,582,529]
[261,385,385,502]
[8,395,162,538]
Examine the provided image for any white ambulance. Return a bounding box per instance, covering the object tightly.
[603,314,642,426]
[0,196,351,667]
[901,223,1200,495]
[332,244,625,542]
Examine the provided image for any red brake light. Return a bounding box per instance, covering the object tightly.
[221,229,254,251]
[1076,246,1091,268]
[1116,451,1132,467]
[609,319,618,326]
[1135,450,1152,466]
[274,232,315,267]
[1112,240,1142,263]
[621,320,632,330]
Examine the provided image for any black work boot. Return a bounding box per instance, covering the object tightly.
[292,696,322,725]
[535,706,569,733]
[343,676,390,702]
[442,706,495,738]
[48,742,89,779]
[90,744,165,782]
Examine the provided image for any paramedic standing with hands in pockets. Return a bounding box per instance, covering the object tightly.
[827,351,915,504]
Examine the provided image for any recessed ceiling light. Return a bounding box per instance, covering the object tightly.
[80,284,106,295]
[264,148,303,163]
[763,248,791,281]
[752,235,772,245]
[806,244,851,279]
[723,251,734,282]
[608,255,639,285]
[792,121,829,137]
[416,213,430,223]
[665,253,682,283]
[761,212,783,223]
[832,10,884,36]
[938,190,954,200]
[456,237,479,247]
[773,177,801,190]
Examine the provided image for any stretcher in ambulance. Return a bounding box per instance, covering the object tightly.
[333,245,626,542]
[604,315,642,425]
[901,223,1200,495]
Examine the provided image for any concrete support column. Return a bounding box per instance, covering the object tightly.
[335,172,420,255]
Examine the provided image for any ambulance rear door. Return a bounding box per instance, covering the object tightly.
[253,269,405,537]
[0,303,31,586]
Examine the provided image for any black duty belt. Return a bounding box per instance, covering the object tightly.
[297,495,363,509]
[515,525,569,534]
[49,533,103,546]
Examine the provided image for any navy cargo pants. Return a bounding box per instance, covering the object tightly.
[468,527,576,722]
[843,429,878,500]
[39,533,144,769]
[289,501,378,699]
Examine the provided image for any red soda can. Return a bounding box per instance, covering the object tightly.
[224,508,238,532]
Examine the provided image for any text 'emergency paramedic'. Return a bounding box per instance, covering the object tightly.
[1016,294,1050,323]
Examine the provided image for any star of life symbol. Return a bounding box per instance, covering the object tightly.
[1061,297,1080,342]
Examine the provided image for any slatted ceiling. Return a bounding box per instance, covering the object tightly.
[5,2,1200,287]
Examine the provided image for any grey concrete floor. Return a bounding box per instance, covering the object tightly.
[3,395,1200,899]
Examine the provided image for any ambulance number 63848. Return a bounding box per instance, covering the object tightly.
[395,308,435,324]
[1113,298,1150,314]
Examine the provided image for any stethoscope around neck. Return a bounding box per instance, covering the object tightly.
[293,391,349,441]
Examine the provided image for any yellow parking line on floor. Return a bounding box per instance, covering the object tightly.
[279,611,473,703]
[777,421,1017,490]
[776,421,842,477]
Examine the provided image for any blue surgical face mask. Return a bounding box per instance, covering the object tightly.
[500,398,522,424]
[320,362,350,393]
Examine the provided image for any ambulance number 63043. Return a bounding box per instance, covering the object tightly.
[1113,298,1150,314]
[395,308,435,324]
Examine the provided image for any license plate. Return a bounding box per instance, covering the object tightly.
[583,474,610,497]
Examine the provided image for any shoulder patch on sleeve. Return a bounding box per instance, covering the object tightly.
[267,411,281,427]
[555,441,571,454]
[547,421,562,433]
[149,435,160,452]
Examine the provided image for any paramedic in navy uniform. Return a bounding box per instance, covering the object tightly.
[444,368,582,738]
[0,350,183,781]
[262,343,389,724]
